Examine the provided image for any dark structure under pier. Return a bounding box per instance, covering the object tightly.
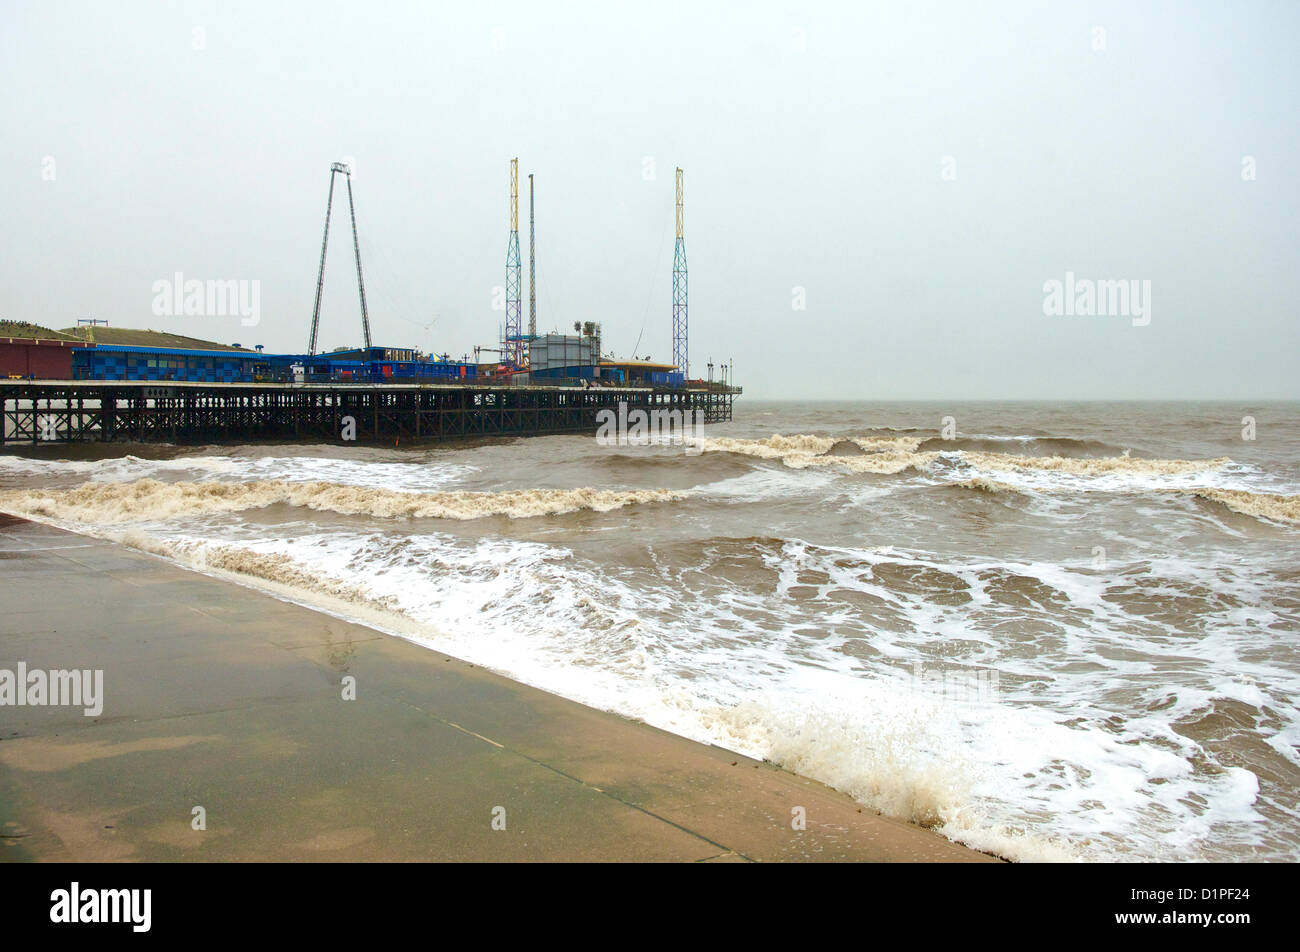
[1,381,739,445]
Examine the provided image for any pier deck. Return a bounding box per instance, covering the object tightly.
[0,380,738,445]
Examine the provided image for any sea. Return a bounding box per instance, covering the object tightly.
[2,400,1297,862]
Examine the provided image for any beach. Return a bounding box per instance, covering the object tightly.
[0,513,990,862]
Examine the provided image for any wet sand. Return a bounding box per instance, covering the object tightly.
[0,514,994,862]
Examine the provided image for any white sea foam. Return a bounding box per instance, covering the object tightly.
[698,466,836,502]
[0,452,475,492]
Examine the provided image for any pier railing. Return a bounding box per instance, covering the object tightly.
[1,380,739,445]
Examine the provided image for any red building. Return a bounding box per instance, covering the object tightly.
[0,325,85,379]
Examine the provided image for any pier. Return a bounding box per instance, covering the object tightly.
[0,380,739,445]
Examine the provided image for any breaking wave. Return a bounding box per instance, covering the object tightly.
[701,432,1227,476]
[117,531,399,610]
[916,436,1130,457]
[0,478,688,523]
[1183,488,1300,525]
[960,451,1230,477]
[699,434,928,474]
[949,478,1300,525]
[951,477,1030,496]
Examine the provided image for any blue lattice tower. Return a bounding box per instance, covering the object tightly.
[505,158,523,367]
[672,167,688,377]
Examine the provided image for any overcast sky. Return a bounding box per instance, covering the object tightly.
[2,0,1296,399]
